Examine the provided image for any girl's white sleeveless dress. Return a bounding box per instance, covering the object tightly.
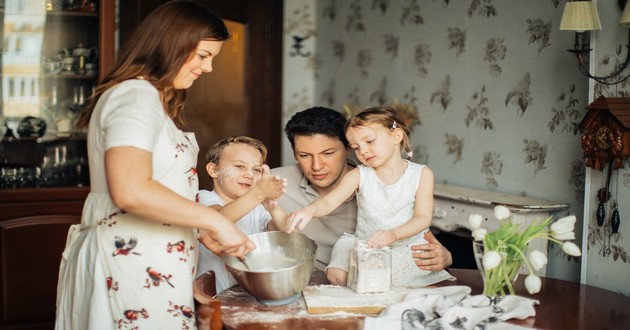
[56,80,200,329]
[328,161,453,286]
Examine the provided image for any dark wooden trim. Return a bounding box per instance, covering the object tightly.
[0,187,88,221]
[98,0,115,80]
[244,0,283,167]
[0,187,89,204]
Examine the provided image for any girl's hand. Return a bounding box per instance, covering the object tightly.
[285,208,314,232]
[366,229,397,248]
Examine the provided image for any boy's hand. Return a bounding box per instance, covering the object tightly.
[366,229,397,248]
[254,165,287,200]
[262,198,278,212]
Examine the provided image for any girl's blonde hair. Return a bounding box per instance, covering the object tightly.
[345,106,413,157]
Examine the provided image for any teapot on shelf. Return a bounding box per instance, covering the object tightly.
[54,44,98,74]
[16,116,47,138]
[71,43,98,63]
[42,55,63,74]
[52,48,77,74]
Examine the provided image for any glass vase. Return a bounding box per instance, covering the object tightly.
[473,241,523,300]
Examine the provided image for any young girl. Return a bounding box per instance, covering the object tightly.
[287,106,451,287]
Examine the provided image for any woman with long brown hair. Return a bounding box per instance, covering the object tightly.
[56,1,254,328]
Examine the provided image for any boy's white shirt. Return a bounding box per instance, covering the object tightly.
[196,189,272,292]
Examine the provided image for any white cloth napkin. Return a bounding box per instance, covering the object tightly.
[363,286,539,330]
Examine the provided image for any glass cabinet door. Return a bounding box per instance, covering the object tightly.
[1,0,99,138]
[0,0,109,189]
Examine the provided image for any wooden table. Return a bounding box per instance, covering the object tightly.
[216,268,630,329]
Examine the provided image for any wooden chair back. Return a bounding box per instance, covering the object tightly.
[193,270,222,329]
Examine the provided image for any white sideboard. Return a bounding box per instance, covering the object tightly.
[431,183,570,276]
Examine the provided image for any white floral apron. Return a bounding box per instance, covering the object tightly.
[56,116,200,330]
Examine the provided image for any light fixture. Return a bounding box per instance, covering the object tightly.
[560,0,630,85]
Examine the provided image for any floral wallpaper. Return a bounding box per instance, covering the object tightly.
[281,1,318,160]
[282,0,630,294]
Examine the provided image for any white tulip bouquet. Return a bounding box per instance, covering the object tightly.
[470,205,581,297]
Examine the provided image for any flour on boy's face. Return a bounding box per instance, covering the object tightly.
[212,143,264,202]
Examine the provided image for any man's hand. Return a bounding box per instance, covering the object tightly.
[410,231,452,271]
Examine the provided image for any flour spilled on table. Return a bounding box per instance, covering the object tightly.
[219,285,365,325]
[302,284,413,313]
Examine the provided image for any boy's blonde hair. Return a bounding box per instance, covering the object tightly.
[205,136,268,164]
[345,106,412,157]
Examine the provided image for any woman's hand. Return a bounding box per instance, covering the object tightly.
[410,231,452,271]
[198,230,224,257]
[208,219,255,258]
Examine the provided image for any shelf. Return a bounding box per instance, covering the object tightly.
[46,10,98,17]
[1,134,86,144]
[0,9,97,17]
[42,73,98,79]
[0,73,99,79]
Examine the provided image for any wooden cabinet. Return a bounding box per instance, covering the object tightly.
[0,187,87,330]
[0,1,114,329]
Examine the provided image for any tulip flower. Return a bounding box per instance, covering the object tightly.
[527,250,547,271]
[493,205,511,220]
[482,250,501,270]
[469,214,483,228]
[552,231,576,240]
[472,228,487,241]
[550,215,576,239]
[562,242,582,256]
[471,211,581,298]
[525,274,542,294]
[553,215,576,227]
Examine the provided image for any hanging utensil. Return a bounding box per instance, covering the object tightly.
[611,202,620,234]
[597,201,606,226]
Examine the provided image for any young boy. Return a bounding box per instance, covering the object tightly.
[196,136,288,292]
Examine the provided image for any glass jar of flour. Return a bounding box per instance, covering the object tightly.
[347,240,391,294]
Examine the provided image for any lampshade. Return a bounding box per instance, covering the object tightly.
[620,3,630,27]
[560,1,602,32]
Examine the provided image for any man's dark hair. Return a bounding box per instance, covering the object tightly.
[284,106,349,150]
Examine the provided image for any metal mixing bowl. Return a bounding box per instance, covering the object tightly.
[224,231,317,305]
